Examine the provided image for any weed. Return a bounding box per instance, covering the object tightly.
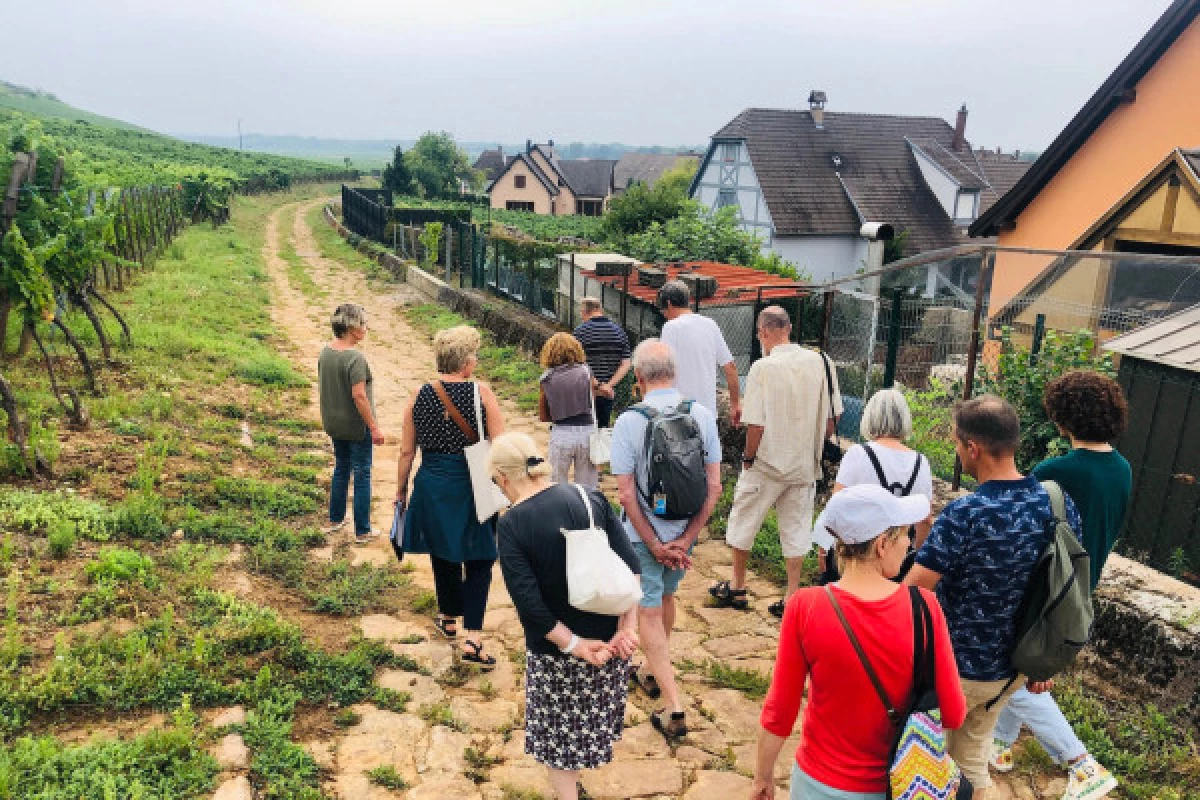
[0,489,113,541]
[397,634,424,645]
[334,708,362,728]
[419,700,466,732]
[46,521,76,559]
[501,787,549,800]
[236,356,308,388]
[85,547,157,587]
[210,477,318,517]
[114,491,170,541]
[365,764,408,790]
[701,660,771,700]
[307,561,406,616]
[241,694,323,799]
[706,746,738,772]
[463,745,501,783]
[371,687,411,713]
[291,452,327,467]
[478,679,497,701]
[438,659,479,689]
[411,590,437,615]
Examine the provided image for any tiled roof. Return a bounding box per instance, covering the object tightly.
[974,154,1034,214]
[614,154,699,191]
[1184,150,1200,182]
[910,138,987,189]
[473,149,506,182]
[555,159,616,198]
[710,109,966,255]
[581,260,808,309]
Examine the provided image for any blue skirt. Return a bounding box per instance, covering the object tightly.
[403,452,497,563]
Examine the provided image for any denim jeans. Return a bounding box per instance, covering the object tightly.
[993,687,1087,764]
[330,432,373,535]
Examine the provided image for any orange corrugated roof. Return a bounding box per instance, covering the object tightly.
[582,261,810,307]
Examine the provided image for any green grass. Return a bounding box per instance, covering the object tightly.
[365,764,409,790]
[402,304,543,411]
[688,659,771,700]
[277,205,325,300]
[307,203,397,282]
[418,700,466,732]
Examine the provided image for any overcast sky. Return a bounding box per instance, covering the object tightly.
[1,0,1173,150]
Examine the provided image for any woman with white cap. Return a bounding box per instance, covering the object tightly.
[751,485,967,800]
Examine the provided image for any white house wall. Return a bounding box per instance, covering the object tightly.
[692,141,773,242]
[909,145,959,220]
[771,236,869,283]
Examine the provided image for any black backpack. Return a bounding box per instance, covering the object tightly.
[631,401,708,521]
[862,443,925,499]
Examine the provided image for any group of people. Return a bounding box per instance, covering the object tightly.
[316,282,1131,800]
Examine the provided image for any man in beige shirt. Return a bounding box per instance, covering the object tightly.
[709,306,842,617]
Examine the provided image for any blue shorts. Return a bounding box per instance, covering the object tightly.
[631,540,689,608]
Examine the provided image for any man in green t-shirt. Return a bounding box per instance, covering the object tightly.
[991,371,1130,800]
[317,303,385,543]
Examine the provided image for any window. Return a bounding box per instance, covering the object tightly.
[514,174,526,189]
[716,189,738,210]
[721,142,738,162]
[577,199,603,216]
[506,201,535,212]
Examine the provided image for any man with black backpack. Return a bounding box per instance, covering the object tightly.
[611,339,723,742]
[906,395,1086,800]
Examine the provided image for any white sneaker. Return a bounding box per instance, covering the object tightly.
[990,739,1015,773]
[1063,755,1118,800]
[322,520,347,534]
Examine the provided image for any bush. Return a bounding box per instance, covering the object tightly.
[978,329,1116,473]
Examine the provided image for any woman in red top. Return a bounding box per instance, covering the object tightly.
[752,485,967,800]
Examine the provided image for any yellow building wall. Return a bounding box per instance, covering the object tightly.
[993,15,1200,309]
[489,161,554,214]
[1174,186,1200,232]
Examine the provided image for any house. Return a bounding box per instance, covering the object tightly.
[689,93,1031,283]
[613,153,700,194]
[486,140,616,216]
[472,147,507,184]
[971,0,1200,315]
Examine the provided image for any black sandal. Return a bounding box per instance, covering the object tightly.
[708,580,750,610]
[650,709,688,741]
[461,639,496,671]
[434,615,457,639]
[630,665,661,699]
[768,599,787,618]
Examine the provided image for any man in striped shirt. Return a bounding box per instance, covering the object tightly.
[573,297,632,427]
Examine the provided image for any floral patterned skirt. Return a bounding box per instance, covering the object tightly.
[524,651,631,771]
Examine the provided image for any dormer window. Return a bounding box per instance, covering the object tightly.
[954,190,979,222]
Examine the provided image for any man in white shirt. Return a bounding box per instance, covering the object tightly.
[709,306,842,617]
[657,280,741,425]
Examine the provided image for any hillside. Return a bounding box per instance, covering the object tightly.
[0,80,146,132]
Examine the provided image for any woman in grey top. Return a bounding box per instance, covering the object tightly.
[538,333,598,489]
[317,304,385,543]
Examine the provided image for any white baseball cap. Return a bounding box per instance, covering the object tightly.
[812,484,931,550]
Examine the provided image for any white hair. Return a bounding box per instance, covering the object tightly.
[860,388,913,441]
[632,338,676,384]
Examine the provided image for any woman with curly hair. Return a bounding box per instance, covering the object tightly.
[538,333,599,488]
[990,370,1130,800]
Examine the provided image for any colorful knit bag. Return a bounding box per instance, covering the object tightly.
[824,586,972,800]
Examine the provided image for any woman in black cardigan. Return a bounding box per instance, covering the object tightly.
[490,432,640,800]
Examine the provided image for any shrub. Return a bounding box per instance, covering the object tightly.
[0,489,113,541]
[978,329,1116,473]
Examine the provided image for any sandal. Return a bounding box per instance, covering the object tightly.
[434,615,457,639]
[650,709,688,741]
[768,599,787,619]
[461,639,496,671]
[708,580,750,610]
[630,665,661,699]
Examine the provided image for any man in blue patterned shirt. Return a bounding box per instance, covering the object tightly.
[907,395,1082,798]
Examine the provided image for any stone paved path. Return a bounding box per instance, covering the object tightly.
[209,196,1042,800]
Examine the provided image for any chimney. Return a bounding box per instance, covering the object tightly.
[952,104,968,152]
[525,139,532,154]
[547,138,555,158]
[808,90,827,129]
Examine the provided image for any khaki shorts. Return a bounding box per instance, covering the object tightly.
[948,675,1025,790]
[724,468,815,558]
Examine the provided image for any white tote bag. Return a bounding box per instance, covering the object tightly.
[463,382,510,523]
[562,485,642,615]
[587,369,612,465]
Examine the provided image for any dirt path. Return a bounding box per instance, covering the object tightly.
[249,199,1037,800]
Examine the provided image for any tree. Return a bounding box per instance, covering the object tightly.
[602,159,697,239]
[403,133,478,199]
[380,145,412,195]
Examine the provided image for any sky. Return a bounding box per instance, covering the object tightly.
[0,0,1175,151]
